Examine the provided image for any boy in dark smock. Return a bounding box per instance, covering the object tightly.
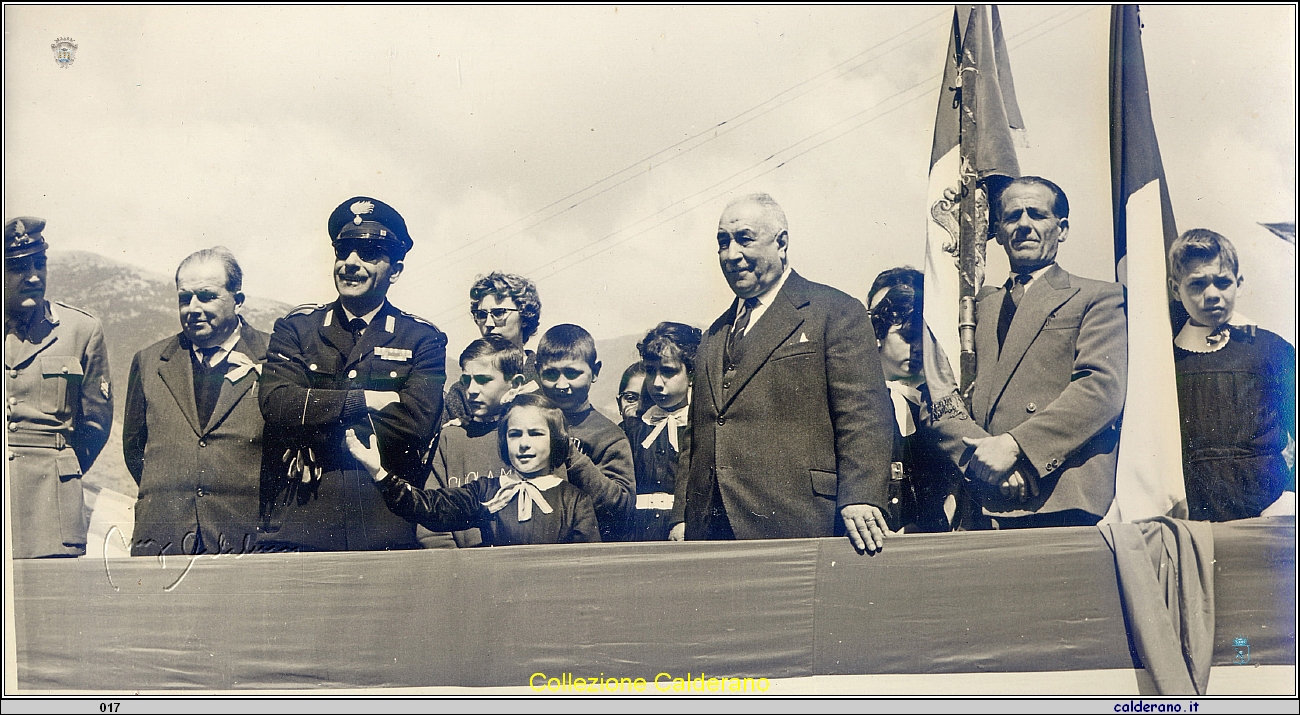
[535,324,635,541]
[1168,229,1296,521]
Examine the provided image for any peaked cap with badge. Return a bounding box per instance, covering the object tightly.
[258,197,447,552]
[5,216,50,259]
[328,196,414,259]
[4,215,114,558]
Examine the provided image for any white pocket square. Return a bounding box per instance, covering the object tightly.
[798,333,809,343]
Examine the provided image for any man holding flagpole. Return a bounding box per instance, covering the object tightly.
[960,177,1129,528]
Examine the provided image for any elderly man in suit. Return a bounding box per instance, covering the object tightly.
[957,176,1128,528]
[668,193,895,553]
[124,247,270,555]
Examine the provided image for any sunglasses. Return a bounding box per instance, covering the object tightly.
[333,241,391,264]
[471,307,521,324]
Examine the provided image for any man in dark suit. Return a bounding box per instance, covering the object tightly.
[958,176,1128,527]
[258,197,447,551]
[668,193,894,553]
[124,247,268,555]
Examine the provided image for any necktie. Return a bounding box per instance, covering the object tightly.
[346,317,367,337]
[996,273,1033,352]
[196,346,221,369]
[725,297,760,368]
[193,346,224,427]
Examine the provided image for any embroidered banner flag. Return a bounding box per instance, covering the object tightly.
[922,5,1023,408]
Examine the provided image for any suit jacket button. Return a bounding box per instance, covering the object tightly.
[309,364,318,372]
[198,440,207,448]
[196,488,205,497]
[1026,402,1037,413]
[722,380,731,389]
[717,416,726,426]
[348,369,358,379]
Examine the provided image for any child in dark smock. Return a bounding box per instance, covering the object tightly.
[535,324,635,542]
[347,393,600,545]
[1168,229,1296,521]
[624,322,701,541]
[616,361,649,428]
[867,267,969,532]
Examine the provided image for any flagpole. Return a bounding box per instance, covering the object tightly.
[922,4,1020,410]
[956,5,995,403]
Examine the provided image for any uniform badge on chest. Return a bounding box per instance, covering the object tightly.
[374,346,412,362]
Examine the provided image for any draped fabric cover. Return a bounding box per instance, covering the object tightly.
[12,519,1294,691]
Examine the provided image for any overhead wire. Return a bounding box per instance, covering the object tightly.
[430,5,1101,327]
[402,8,952,280]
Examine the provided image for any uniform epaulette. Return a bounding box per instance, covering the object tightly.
[399,310,439,329]
[52,300,98,320]
[284,303,329,319]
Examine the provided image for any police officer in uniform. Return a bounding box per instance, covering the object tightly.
[4,217,113,558]
[258,197,448,551]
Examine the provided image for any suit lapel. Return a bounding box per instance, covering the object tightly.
[720,272,805,413]
[158,336,203,438]
[972,287,1002,422]
[983,265,1078,418]
[5,303,59,369]
[201,323,268,434]
[318,301,352,356]
[703,309,732,411]
[5,329,56,369]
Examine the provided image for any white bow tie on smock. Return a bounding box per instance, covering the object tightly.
[481,473,563,523]
[640,403,690,451]
[225,350,263,383]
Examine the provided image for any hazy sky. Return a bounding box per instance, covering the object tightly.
[5,5,1296,355]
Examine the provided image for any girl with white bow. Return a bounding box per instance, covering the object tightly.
[345,393,600,545]
[624,322,702,541]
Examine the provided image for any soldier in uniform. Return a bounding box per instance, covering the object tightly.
[4,216,113,558]
[258,197,448,551]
